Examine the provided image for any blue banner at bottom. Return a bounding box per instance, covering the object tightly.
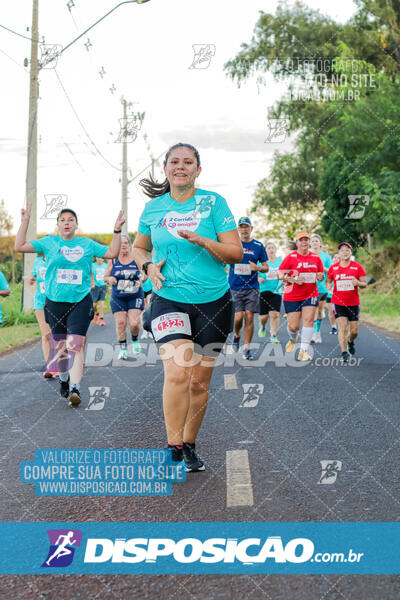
[0,522,398,574]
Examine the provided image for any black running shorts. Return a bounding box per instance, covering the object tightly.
[334,304,360,322]
[44,294,94,336]
[259,291,282,315]
[148,291,234,355]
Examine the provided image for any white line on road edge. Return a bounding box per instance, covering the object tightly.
[226,449,254,507]
[224,374,238,390]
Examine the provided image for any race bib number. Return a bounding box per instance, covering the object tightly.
[300,272,316,284]
[117,280,138,293]
[151,312,191,341]
[56,269,83,285]
[234,263,251,276]
[39,281,45,294]
[266,269,279,280]
[96,273,104,282]
[337,279,354,291]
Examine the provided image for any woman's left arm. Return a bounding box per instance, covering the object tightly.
[177,229,243,264]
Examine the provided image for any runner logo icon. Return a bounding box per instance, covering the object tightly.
[317,460,342,485]
[41,529,82,568]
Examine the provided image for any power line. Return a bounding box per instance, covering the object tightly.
[54,68,120,171]
[0,46,26,70]
[0,22,34,41]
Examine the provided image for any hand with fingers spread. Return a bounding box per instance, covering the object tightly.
[114,210,125,232]
[148,259,166,292]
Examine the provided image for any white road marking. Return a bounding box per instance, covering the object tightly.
[226,449,254,507]
[224,374,238,390]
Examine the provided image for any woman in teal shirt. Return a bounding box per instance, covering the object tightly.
[133,142,242,472]
[258,242,283,343]
[15,205,124,407]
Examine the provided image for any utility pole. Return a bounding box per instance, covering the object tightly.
[121,98,128,234]
[22,0,39,312]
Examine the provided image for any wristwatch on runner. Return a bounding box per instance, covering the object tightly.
[142,262,153,275]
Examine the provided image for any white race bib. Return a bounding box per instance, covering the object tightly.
[39,281,45,294]
[96,273,104,282]
[300,272,316,284]
[56,269,83,284]
[337,279,354,291]
[151,312,191,341]
[117,280,138,293]
[266,269,279,280]
[234,263,251,276]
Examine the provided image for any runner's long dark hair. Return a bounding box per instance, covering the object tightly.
[139,143,201,199]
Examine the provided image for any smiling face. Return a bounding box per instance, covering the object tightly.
[338,245,352,261]
[296,236,310,254]
[164,146,201,192]
[57,212,78,239]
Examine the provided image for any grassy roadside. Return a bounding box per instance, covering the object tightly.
[360,290,400,333]
[0,323,41,353]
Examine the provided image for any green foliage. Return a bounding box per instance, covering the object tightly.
[225,1,400,249]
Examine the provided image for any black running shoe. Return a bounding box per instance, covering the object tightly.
[183,442,205,472]
[69,387,81,407]
[348,341,355,355]
[60,377,70,398]
[232,336,240,352]
[341,351,349,363]
[243,348,255,360]
[330,327,338,335]
[168,446,183,462]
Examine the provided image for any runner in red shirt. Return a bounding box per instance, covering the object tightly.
[279,232,324,360]
[326,242,367,362]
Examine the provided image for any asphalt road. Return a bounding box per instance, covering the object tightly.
[1,312,400,599]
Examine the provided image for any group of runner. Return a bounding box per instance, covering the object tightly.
[15,141,367,473]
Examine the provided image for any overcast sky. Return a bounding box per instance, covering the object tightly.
[1,0,357,235]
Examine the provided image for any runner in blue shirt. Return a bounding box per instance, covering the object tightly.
[0,270,10,325]
[257,242,283,343]
[228,217,269,360]
[15,205,124,406]
[133,142,242,472]
[91,258,108,326]
[104,235,144,358]
[28,255,58,378]
[310,234,332,344]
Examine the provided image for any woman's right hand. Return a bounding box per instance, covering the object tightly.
[21,204,31,223]
[108,276,117,286]
[148,259,166,292]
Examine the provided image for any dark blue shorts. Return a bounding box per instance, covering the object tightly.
[283,296,319,313]
[110,293,144,313]
[91,285,107,303]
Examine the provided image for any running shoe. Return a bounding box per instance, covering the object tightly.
[243,348,255,360]
[298,349,312,361]
[232,336,240,351]
[69,387,81,407]
[118,348,128,360]
[258,327,266,338]
[270,335,279,344]
[314,332,322,344]
[341,351,349,363]
[132,340,141,354]
[93,314,99,325]
[168,446,183,462]
[99,318,105,326]
[285,340,296,353]
[60,377,70,398]
[348,340,355,355]
[330,327,338,335]
[43,371,54,379]
[183,443,205,472]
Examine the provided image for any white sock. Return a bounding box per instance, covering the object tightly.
[300,326,314,351]
[70,382,80,391]
[287,326,297,342]
[59,372,69,382]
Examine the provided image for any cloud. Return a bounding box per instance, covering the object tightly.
[159,126,294,153]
